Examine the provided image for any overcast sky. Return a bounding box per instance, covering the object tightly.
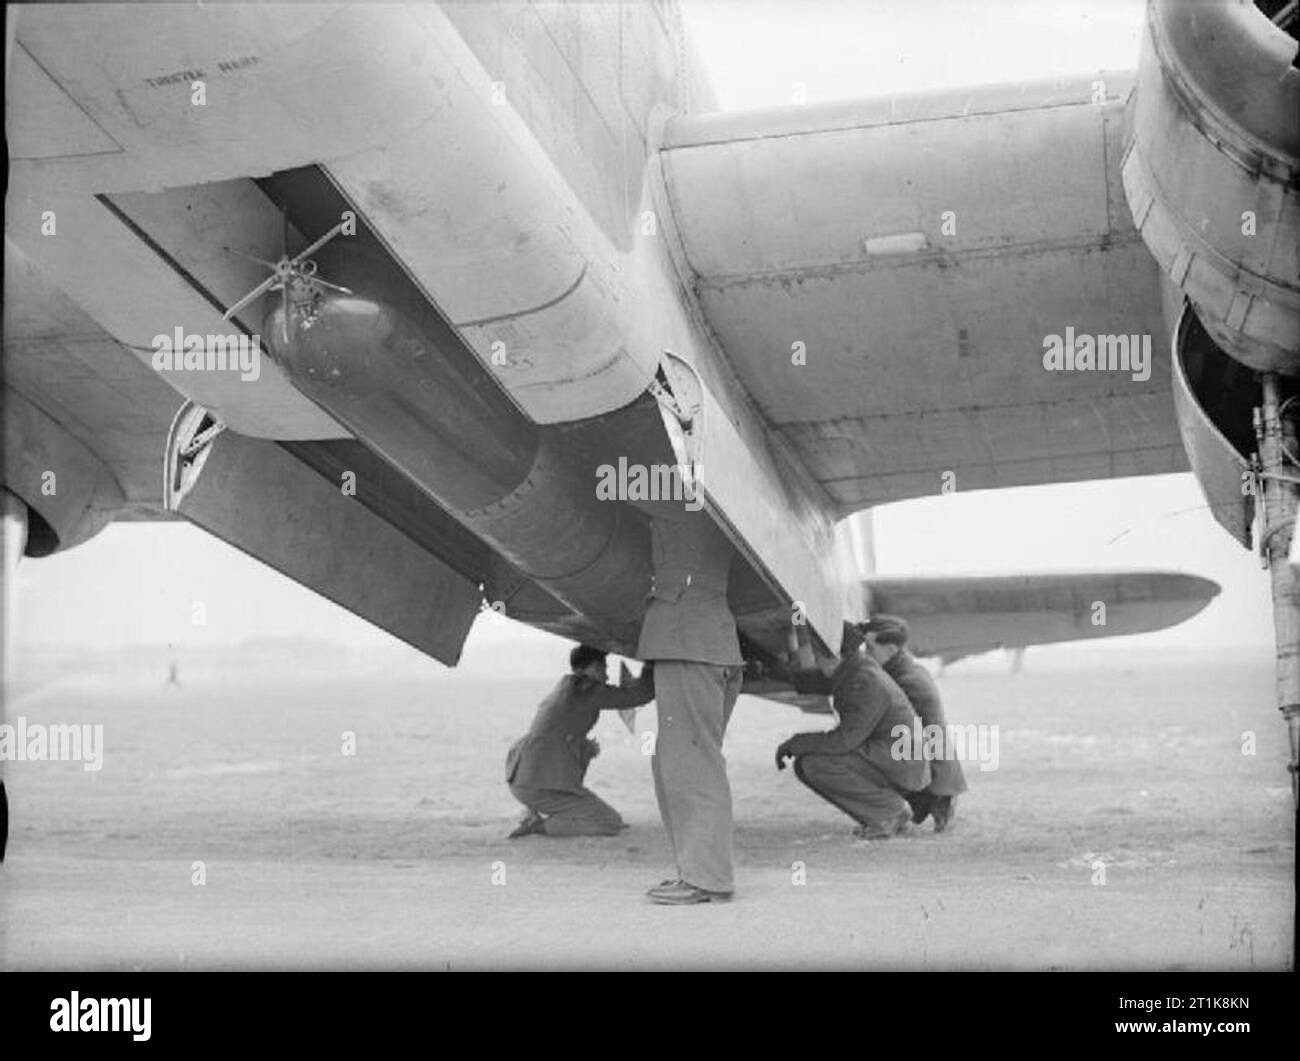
[11,0,1275,656]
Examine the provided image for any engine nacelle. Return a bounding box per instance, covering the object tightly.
[1123,0,1299,375]
[2,388,124,556]
[1170,299,1260,548]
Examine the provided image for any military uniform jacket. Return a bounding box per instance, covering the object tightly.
[885,648,967,794]
[506,672,654,792]
[634,509,743,666]
[884,651,945,727]
[787,648,931,792]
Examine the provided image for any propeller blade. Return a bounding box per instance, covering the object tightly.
[222,276,277,320]
[293,222,345,265]
[222,246,279,269]
[310,278,353,295]
[281,286,290,345]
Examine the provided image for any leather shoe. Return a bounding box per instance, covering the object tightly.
[646,879,733,904]
[853,808,911,840]
[507,812,545,839]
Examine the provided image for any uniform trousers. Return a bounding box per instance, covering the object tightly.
[793,752,911,829]
[509,783,624,836]
[650,660,744,892]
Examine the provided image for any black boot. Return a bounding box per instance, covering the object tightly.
[931,795,955,832]
[906,789,934,825]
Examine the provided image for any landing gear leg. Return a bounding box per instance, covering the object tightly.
[1254,374,1300,805]
[1,489,29,862]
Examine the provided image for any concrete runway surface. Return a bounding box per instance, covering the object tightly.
[1,642,1293,969]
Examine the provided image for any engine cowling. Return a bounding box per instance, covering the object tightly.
[1123,0,1299,375]
[2,388,123,556]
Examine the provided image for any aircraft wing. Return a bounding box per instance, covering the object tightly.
[658,74,1188,517]
[865,569,1220,663]
[750,567,1219,712]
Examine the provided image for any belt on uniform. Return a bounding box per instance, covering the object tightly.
[650,569,727,594]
